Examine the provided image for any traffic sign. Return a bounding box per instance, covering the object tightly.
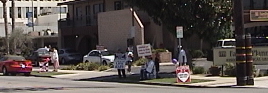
[176,26,183,38]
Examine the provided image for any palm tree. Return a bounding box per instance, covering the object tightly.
[1,0,10,54]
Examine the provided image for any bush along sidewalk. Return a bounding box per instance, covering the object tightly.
[61,62,111,71]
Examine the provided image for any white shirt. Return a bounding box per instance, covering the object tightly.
[178,49,187,64]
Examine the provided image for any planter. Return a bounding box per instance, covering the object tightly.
[152,52,172,63]
[209,66,220,76]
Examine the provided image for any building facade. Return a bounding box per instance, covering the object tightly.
[58,0,165,55]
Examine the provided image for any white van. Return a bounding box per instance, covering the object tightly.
[216,39,236,48]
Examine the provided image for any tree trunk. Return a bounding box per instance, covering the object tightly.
[2,1,10,54]
[11,0,15,31]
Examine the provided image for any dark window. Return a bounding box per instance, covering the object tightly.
[93,3,104,19]
[34,7,37,18]
[86,5,91,25]
[244,0,268,10]
[114,1,122,10]
[26,7,29,18]
[9,7,12,18]
[18,7,21,18]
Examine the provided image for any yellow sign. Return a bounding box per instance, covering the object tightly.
[250,10,268,21]
[213,47,268,65]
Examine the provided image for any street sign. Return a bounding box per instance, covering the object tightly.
[176,65,191,83]
[176,26,183,38]
[250,10,268,21]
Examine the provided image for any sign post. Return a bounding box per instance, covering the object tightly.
[176,26,183,57]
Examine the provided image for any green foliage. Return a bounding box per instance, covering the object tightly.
[224,62,236,76]
[190,50,204,58]
[98,65,110,71]
[124,0,233,45]
[133,58,148,66]
[62,62,105,71]
[8,28,33,56]
[61,65,76,70]
[192,66,205,74]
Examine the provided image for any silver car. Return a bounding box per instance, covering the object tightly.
[58,49,82,64]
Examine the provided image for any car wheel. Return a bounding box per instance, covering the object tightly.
[102,61,108,65]
[24,72,31,76]
[85,60,89,62]
[2,67,9,76]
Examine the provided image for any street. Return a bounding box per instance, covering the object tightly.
[0,75,268,93]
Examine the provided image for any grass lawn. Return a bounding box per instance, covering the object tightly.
[31,71,74,77]
[145,78,214,84]
[88,74,214,84]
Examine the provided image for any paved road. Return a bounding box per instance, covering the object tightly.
[0,75,268,93]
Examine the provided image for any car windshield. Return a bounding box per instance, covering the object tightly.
[101,51,112,56]
[35,48,50,56]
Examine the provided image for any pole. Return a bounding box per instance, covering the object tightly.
[245,33,254,85]
[11,0,15,31]
[31,0,34,31]
[234,0,246,86]
[2,1,9,54]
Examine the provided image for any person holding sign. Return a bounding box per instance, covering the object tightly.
[178,46,187,66]
[114,49,126,78]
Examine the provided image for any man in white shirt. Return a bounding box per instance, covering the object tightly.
[178,46,187,66]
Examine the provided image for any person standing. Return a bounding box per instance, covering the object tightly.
[126,49,133,74]
[51,48,60,72]
[115,49,126,78]
[154,52,160,78]
[178,46,187,66]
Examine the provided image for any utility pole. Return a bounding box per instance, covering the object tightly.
[245,34,254,85]
[11,0,15,31]
[234,0,247,86]
[31,0,34,31]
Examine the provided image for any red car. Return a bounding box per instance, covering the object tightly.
[0,55,32,76]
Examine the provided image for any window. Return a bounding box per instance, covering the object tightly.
[88,51,100,56]
[86,5,91,25]
[34,7,37,18]
[114,1,122,10]
[9,7,12,18]
[18,7,21,18]
[75,7,82,20]
[0,7,2,18]
[93,3,104,19]
[26,7,29,18]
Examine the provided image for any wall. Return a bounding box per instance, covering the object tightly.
[98,8,143,51]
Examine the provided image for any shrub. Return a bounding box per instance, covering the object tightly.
[61,65,76,70]
[209,66,221,76]
[87,62,100,71]
[224,62,236,76]
[152,48,167,53]
[190,50,204,58]
[192,66,205,74]
[133,58,147,66]
[98,65,110,71]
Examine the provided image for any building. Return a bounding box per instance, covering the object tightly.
[0,0,70,36]
[58,0,166,55]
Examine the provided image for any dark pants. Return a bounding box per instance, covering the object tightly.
[140,69,147,80]
[117,69,126,78]
[127,61,132,72]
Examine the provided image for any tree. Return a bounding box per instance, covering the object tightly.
[124,0,233,49]
[1,0,10,54]
[9,28,33,56]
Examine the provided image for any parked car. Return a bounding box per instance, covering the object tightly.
[0,55,32,76]
[83,50,115,65]
[26,48,51,66]
[58,48,82,64]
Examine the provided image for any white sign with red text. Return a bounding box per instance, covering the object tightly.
[176,65,191,83]
[137,44,152,57]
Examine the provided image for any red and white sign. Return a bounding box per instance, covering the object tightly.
[96,45,105,50]
[176,65,191,83]
[136,44,152,57]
